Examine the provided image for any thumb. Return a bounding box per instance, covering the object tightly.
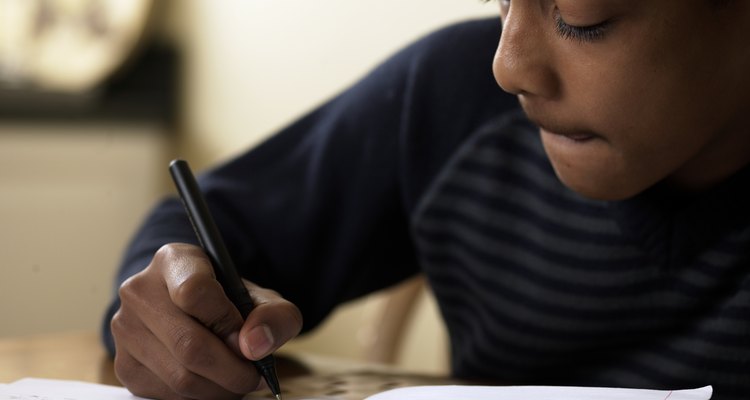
[238,282,303,360]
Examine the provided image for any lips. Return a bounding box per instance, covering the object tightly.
[520,100,601,143]
[540,127,596,143]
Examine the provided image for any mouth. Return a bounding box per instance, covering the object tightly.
[520,101,602,144]
[540,127,596,143]
[524,110,602,144]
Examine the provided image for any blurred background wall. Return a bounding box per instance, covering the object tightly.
[0,0,498,374]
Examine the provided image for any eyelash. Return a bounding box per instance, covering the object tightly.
[489,1,612,43]
[554,10,611,43]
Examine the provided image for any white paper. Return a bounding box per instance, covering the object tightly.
[0,378,147,400]
[365,384,713,400]
[1,378,713,400]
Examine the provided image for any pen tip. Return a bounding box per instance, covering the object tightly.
[275,394,282,400]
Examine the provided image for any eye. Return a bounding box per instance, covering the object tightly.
[554,9,611,43]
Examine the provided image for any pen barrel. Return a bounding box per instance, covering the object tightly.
[255,354,281,397]
[169,159,257,314]
[228,287,256,319]
[170,159,282,399]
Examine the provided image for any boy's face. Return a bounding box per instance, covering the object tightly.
[494,0,750,200]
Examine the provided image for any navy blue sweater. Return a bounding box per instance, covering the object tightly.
[104,18,750,399]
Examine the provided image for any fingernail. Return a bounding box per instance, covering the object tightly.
[247,324,274,359]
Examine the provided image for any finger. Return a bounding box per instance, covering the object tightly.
[121,349,241,400]
[114,302,248,400]
[118,259,259,395]
[158,244,245,343]
[113,309,187,400]
[125,325,244,399]
[114,350,187,400]
[239,281,303,360]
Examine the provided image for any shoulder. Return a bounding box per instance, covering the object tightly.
[395,18,521,206]
[408,17,502,57]
[387,17,502,77]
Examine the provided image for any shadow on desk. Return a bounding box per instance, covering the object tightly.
[249,355,461,400]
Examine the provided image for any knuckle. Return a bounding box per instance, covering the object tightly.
[203,306,242,338]
[171,327,216,368]
[154,243,203,266]
[113,353,158,400]
[118,270,158,307]
[172,279,243,337]
[225,369,259,395]
[112,353,136,386]
[172,274,215,313]
[117,273,160,319]
[110,308,144,346]
[153,243,182,263]
[167,368,201,397]
[110,309,127,337]
[118,275,142,303]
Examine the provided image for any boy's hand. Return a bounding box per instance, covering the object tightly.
[111,243,303,400]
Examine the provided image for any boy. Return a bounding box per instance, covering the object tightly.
[105,1,750,399]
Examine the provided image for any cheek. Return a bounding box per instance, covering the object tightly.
[544,60,695,199]
[539,7,745,199]
[551,60,730,200]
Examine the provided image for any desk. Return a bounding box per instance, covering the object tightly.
[0,330,118,385]
[0,331,456,400]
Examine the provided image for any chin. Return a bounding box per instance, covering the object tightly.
[554,171,645,201]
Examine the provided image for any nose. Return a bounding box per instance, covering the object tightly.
[493,7,559,99]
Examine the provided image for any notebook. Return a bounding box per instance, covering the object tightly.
[0,378,713,400]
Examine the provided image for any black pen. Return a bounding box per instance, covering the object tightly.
[169,159,282,400]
